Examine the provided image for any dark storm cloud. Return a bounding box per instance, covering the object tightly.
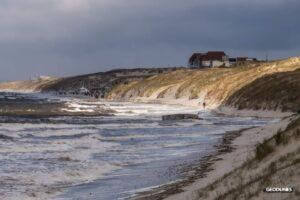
[0,0,299,80]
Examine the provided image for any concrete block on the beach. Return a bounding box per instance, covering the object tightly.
[162,114,202,121]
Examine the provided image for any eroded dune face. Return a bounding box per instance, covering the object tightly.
[107,57,300,111]
[1,57,299,112]
[0,77,59,92]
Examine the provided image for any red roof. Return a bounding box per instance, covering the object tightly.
[203,51,226,61]
[189,51,226,63]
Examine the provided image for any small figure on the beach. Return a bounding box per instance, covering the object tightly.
[94,92,99,99]
[203,102,206,109]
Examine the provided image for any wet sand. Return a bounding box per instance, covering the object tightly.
[133,116,292,200]
[132,127,252,200]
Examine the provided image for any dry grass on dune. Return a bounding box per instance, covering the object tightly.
[195,116,300,200]
[108,57,300,111]
[226,69,300,112]
[0,77,59,92]
[1,57,299,113]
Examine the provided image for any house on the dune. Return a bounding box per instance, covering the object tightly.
[188,51,230,68]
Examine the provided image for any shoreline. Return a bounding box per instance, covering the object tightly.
[123,97,293,200]
[132,127,252,200]
[0,90,293,118]
[132,115,293,200]
[120,97,293,118]
[0,91,295,199]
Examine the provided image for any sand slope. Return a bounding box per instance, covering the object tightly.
[108,57,300,112]
[165,115,300,200]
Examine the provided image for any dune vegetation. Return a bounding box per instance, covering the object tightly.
[0,77,59,92]
[1,57,299,113]
[108,57,300,112]
[195,115,300,200]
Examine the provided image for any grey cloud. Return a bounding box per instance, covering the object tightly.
[0,0,299,80]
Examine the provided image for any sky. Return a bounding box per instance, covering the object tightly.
[0,0,299,81]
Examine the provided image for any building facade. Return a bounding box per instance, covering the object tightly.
[188,51,230,68]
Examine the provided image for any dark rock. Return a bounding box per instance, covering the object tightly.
[162,114,202,121]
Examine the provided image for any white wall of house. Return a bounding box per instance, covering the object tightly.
[190,59,230,68]
[202,61,211,67]
[211,60,223,67]
[224,61,230,67]
[211,60,230,67]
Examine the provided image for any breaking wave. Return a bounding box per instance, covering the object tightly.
[0,92,272,199]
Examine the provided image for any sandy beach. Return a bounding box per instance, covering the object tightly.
[130,98,296,200]
[163,115,294,200]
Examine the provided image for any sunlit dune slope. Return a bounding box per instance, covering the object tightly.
[108,57,300,112]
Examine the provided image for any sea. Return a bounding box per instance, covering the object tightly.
[0,92,275,200]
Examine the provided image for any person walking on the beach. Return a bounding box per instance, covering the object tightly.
[203,102,206,109]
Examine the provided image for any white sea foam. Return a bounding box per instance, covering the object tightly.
[0,162,119,200]
[0,94,271,200]
[104,101,199,116]
[0,123,99,138]
[0,121,120,200]
[61,101,98,112]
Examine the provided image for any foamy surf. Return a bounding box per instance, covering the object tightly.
[0,92,273,199]
[0,120,120,200]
